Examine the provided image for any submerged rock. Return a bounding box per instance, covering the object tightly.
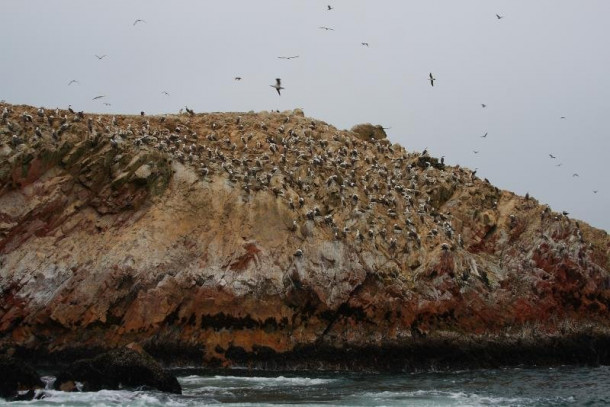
[0,355,43,400]
[54,348,181,394]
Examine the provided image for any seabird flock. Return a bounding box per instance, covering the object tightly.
[4,2,601,214]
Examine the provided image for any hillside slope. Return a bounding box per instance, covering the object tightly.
[1,102,609,369]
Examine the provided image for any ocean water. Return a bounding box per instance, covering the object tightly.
[8,366,609,406]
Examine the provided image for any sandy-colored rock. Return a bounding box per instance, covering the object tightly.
[0,102,609,370]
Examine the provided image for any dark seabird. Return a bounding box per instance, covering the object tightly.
[361,42,369,46]
[481,132,488,138]
[270,78,284,95]
[68,105,75,114]
[319,26,335,31]
[481,103,486,108]
[473,150,479,154]
[92,95,105,100]
[549,154,556,159]
[560,116,566,119]
[593,190,598,193]
[95,54,107,60]
[327,5,333,10]
[68,80,79,86]
[278,55,299,60]
[572,173,579,177]
[103,102,111,106]
[496,14,504,19]
[162,91,170,96]
[429,73,436,87]
[234,77,242,81]
[133,19,146,26]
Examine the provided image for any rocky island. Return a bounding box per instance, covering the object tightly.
[1,102,609,371]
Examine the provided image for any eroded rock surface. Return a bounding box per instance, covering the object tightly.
[0,102,609,369]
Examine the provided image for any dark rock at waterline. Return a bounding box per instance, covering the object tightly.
[54,348,181,394]
[0,355,43,400]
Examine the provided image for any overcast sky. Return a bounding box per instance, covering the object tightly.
[1,0,609,231]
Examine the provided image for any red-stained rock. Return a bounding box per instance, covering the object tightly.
[0,102,609,370]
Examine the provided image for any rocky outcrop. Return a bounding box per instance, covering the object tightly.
[0,355,43,400]
[0,102,609,370]
[54,347,181,393]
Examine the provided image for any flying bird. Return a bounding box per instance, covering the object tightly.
[549,154,556,159]
[68,80,79,86]
[92,95,105,100]
[481,103,487,108]
[278,55,299,60]
[593,190,598,194]
[95,54,107,60]
[234,77,242,81]
[270,78,284,95]
[429,73,436,87]
[361,42,369,47]
[133,19,146,26]
[162,91,170,96]
[572,173,579,177]
[103,102,111,106]
[556,163,563,167]
[327,5,333,10]
[560,116,566,119]
[481,132,488,138]
[496,14,504,19]
[473,150,479,154]
[319,26,334,31]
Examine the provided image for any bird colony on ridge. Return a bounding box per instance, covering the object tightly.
[1,100,592,265]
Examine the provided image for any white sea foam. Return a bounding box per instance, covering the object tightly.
[180,374,336,387]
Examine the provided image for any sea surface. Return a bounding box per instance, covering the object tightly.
[8,365,609,406]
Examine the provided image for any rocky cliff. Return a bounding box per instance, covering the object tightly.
[1,102,609,370]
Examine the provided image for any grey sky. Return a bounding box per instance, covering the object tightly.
[2,0,609,231]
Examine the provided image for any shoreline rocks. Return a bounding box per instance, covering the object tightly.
[0,355,43,401]
[0,102,609,372]
[54,347,181,394]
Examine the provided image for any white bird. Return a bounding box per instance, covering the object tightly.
[133,19,146,26]
[270,78,284,96]
[429,73,436,87]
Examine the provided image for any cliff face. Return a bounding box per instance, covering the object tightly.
[1,102,609,369]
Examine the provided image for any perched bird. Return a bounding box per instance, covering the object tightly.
[319,26,334,31]
[68,105,75,114]
[95,54,107,60]
[278,55,299,60]
[549,154,556,159]
[270,78,284,95]
[133,19,146,26]
[429,73,436,87]
[68,80,79,86]
[496,14,504,19]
